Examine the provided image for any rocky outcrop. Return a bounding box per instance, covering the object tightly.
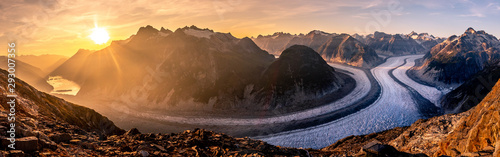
[411,28,500,85]
[436,78,500,156]
[317,34,383,68]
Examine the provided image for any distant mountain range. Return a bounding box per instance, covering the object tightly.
[364,31,427,55]
[253,30,444,67]
[46,26,349,112]
[253,31,383,67]
[410,27,500,85]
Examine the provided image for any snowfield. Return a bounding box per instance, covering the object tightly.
[131,63,371,126]
[392,55,443,106]
[256,56,424,149]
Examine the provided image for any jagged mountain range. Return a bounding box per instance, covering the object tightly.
[253,31,383,68]
[253,30,444,67]
[410,27,500,85]
[364,31,427,56]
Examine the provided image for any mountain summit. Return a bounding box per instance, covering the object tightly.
[411,27,500,84]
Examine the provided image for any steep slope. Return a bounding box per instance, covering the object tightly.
[252,32,296,55]
[436,78,500,156]
[0,56,52,92]
[411,27,500,85]
[0,68,123,135]
[258,45,344,109]
[366,31,426,56]
[440,61,500,113]
[317,34,383,68]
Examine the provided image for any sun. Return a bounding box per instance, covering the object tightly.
[89,27,110,44]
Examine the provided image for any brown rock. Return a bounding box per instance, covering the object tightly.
[16,136,39,152]
[7,150,25,157]
[436,80,500,156]
[49,133,72,143]
[125,128,141,136]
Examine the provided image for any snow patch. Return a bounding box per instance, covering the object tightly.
[183,29,214,39]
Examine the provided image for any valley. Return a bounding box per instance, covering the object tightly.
[256,55,442,149]
[83,54,443,150]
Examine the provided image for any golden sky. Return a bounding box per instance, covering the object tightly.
[1,0,499,56]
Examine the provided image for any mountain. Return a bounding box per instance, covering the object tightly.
[258,45,345,109]
[435,78,500,156]
[0,56,52,92]
[16,54,68,76]
[405,31,445,50]
[49,25,275,110]
[410,27,500,85]
[317,34,383,67]
[253,31,383,67]
[283,30,336,53]
[48,26,348,113]
[440,61,500,113]
[252,32,296,55]
[366,31,426,56]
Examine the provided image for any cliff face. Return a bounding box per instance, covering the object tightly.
[437,78,500,156]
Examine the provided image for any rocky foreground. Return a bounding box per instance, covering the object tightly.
[1,114,422,157]
[0,115,310,156]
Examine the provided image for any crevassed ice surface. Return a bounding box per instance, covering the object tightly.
[257,56,423,149]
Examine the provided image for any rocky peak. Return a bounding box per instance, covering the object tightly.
[465,27,476,34]
[306,30,331,37]
[159,27,173,34]
[136,25,159,37]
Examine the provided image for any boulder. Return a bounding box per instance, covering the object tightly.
[49,133,72,143]
[16,136,38,152]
